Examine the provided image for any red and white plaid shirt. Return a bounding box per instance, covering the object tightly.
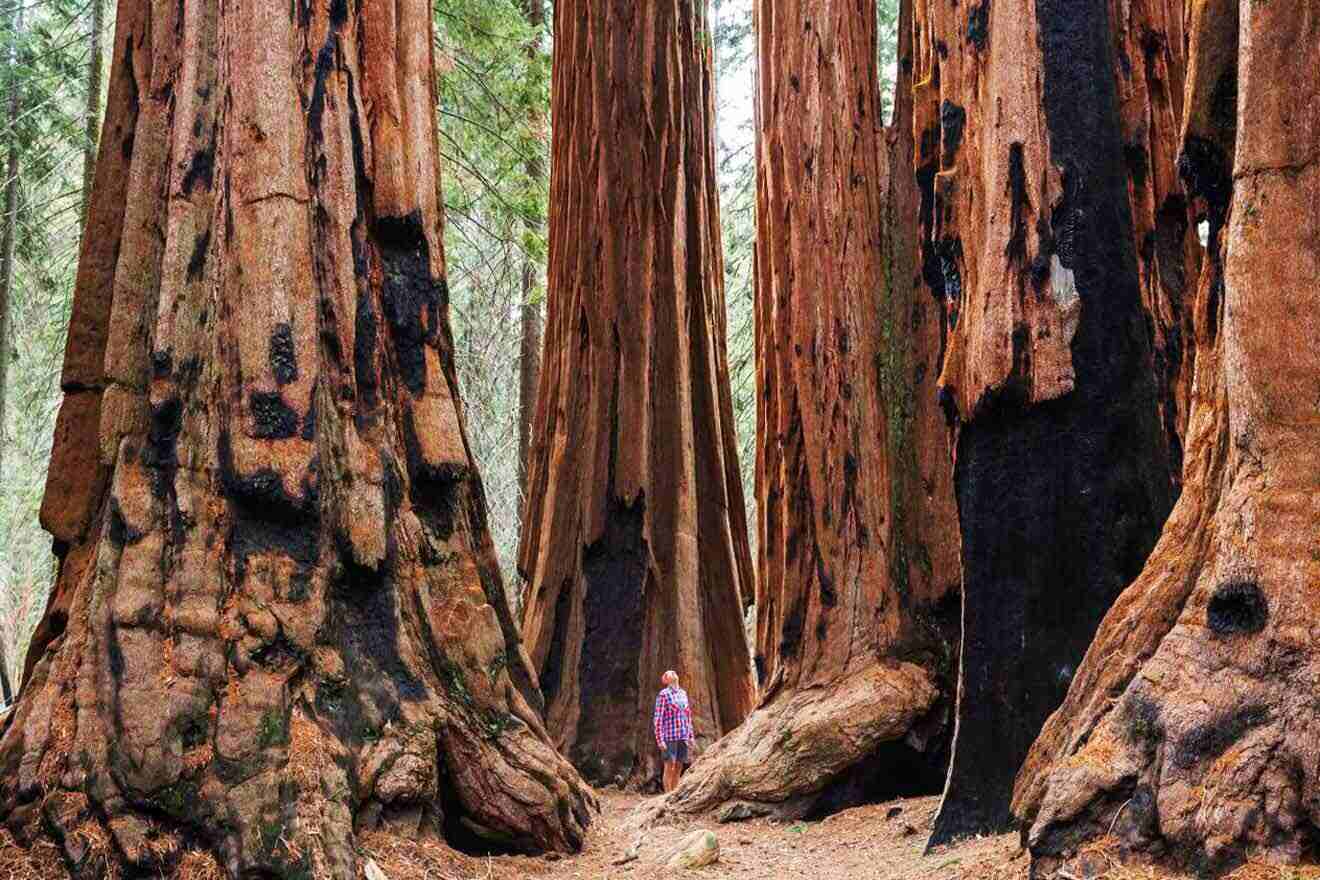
[654,685,694,747]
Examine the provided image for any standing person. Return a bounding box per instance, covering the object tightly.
[653,670,695,793]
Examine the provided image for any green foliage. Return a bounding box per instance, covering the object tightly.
[1,0,106,687]
[435,0,548,259]
[713,0,760,558]
[438,655,475,708]
[877,0,901,120]
[482,707,514,739]
[259,815,285,855]
[152,778,201,821]
[435,0,549,596]
[439,652,513,738]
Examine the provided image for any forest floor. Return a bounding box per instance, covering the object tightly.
[3,783,1315,878]
[362,789,1320,880]
[364,791,1023,880]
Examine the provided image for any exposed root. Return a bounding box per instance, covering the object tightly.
[631,662,938,827]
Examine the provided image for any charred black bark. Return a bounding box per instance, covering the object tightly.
[0,653,12,706]
[572,496,648,783]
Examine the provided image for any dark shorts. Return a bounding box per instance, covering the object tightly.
[662,741,690,764]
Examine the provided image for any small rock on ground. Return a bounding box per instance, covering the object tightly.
[613,836,645,865]
[661,829,720,869]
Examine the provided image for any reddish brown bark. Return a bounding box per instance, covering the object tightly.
[517,0,756,789]
[1016,3,1320,874]
[884,0,962,687]
[637,0,947,823]
[912,0,1182,844]
[0,0,592,873]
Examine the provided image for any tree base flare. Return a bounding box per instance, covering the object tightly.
[0,586,598,879]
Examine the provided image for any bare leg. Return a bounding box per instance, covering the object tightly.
[663,761,680,793]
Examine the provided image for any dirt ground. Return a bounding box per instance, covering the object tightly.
[365,790,1320,880]
[367,791,1024,880]
[4,784,1317,879]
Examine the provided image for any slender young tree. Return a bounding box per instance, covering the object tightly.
[0,0,592,872]
[80,0,105,226]
[1016,3,1320,873]
[0,1,21,486]
[515,0,544,508]
[518,0,757,788]
[910,0,1185,844]
[646,0,951,821]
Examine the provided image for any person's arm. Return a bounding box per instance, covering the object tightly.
[654,692,667,749]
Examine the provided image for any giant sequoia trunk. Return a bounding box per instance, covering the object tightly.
[868,0,965,796]
[0,0,593,873]
[1015,3,1320,873]
[912,0,1184,845]
[639,0,947,823]
[517,0,756,789]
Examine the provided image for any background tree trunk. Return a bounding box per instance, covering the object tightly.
[515,0,544,515]
[517,0,757,790]
[639,0,947,824]
[0,0,593,872]
[516,275,541,509]
[80,0,105,227]
[0,1,21,487]
[1016,3,1320,873]
[912,0,1182,844]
